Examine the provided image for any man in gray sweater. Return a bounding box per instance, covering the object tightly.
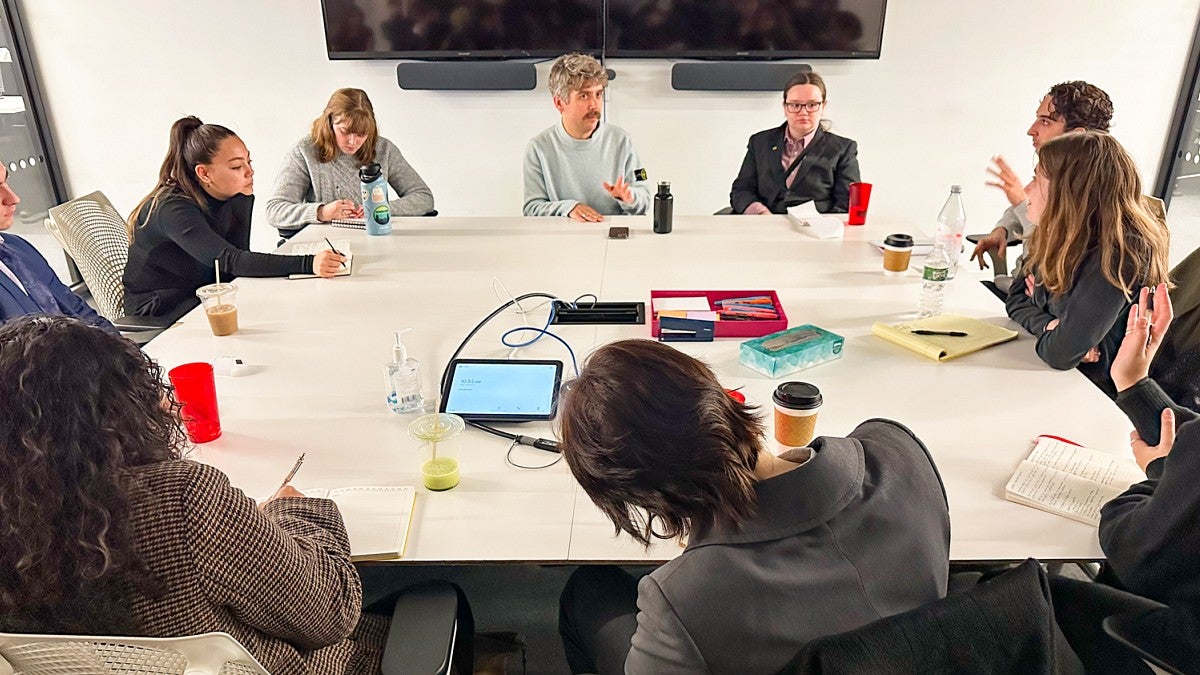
[523,53,650,221]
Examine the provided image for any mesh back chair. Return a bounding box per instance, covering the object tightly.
[45,191,193,332]
[0,631,269,675]
[44,191,131,322]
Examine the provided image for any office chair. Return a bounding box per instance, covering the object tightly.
[0,631,269,674]
[780,559,1084,674]
[0,581,466,675]
[45,191,195,337]
[1103,610,1191,675]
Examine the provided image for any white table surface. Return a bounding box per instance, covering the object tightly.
[144,215,1133,563]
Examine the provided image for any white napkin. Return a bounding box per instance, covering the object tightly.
[787,202,844,239]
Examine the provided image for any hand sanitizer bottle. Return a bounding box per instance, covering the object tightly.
[385,329,423,414]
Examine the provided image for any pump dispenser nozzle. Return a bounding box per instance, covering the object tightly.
[393,328,412,364]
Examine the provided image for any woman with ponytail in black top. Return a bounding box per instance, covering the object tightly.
[123,117,346,317]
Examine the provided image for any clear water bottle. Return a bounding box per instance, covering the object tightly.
[918,244,951,317]
[934,185,966,278]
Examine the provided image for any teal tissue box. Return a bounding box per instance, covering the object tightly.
[739,324,844,377]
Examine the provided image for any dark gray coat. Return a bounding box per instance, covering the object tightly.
[625,419,950,674]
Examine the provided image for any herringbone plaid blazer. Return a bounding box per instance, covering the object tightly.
[124,460,388,674]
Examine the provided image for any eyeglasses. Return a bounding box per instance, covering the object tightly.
[784,101,824,113]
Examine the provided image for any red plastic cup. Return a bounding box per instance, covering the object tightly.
[168,362,221,443]
[848,182,873,225]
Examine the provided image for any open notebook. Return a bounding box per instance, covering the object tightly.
[277,239,354,279]
[871,314,1017,362]
[1005,436,1145,527]
[301,486,416,561]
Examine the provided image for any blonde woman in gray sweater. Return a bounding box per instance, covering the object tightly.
[266,88,434,239]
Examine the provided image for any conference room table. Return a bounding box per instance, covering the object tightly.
[143,215,1135,565]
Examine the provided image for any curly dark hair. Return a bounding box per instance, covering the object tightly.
[1047,81,1113,132]
[558,339,765,547]
[0,316,188,633]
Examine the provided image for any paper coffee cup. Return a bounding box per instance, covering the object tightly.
[773,382,822,448]
[882,233,914,275]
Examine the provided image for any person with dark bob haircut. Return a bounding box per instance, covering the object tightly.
[556,339,950,674]
[729,71,861,215]
[0,315,471,674]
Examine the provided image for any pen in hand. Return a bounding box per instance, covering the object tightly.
[278,452,305,493]
[324,238,347,268]
[911,330,969,337]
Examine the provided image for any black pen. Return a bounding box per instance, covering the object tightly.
[911,329,968,337]
[324,237,347,268]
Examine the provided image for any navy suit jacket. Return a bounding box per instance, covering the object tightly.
[730,125,861,214]
[0,233,116,333]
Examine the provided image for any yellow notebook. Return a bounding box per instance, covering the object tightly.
[871,314,1018,362]
[302,486,416,561]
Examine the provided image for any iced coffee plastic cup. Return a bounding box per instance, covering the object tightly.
[882,234,914,275]
[773,381,822,448]
[196,282,239,336]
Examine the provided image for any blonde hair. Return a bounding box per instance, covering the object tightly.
[1026,131,1170,298]
[310,88,379,164]
[548,53,607,101]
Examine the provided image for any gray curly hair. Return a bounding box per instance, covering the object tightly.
[548,53,607,100]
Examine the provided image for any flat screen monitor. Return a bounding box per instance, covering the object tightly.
[605,0,887,59]
[322,0,603,60]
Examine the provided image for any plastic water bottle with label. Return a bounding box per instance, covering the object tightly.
[918,243,951,317]
[934,185,966,278]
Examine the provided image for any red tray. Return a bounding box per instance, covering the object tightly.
[650,290,788,338]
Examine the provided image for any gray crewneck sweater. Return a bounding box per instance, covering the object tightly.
[266,136,434,235]
[523,122,650,217]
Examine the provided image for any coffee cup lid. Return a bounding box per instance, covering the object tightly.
[773,381,822,410]
[883,234,914,248]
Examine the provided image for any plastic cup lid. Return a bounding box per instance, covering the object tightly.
[408,412,465,441]
[883,234,914,248]
[196,282,236,298]
[773,382,822,410]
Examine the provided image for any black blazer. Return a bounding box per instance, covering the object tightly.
[730,124,860,214]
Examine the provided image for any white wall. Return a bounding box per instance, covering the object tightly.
[22,1,1200,253]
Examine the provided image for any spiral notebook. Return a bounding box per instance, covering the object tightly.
[277,238,354,279]
[301,485,416,561]
[330,218,366,230]
[871,314,1017,362]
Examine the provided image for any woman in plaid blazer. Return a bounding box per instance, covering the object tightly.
[0,316,389,674]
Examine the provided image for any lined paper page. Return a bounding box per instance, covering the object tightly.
[280,239,354,279]
[1027,437,1145,488]
[304,485,415,558]
[1005,461,1126,526]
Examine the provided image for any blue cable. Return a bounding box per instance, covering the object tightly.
[503,300,558,349]
[501,324,580,376]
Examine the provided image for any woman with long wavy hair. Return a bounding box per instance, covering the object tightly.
[0,316,405,673]
[1006,130,1171,397]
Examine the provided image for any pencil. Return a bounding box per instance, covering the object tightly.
[279,452,305,491]
[324,237,347,268]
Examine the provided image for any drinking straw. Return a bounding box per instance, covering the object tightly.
[214,259,222,306]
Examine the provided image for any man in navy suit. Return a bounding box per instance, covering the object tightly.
[0,163,115,333]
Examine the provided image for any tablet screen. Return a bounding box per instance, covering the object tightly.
[442,359,564,422]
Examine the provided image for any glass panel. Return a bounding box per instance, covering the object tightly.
[0,2,69,282]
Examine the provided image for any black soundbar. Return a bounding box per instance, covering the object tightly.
[397,62,538,91]
[671,62,811,92]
